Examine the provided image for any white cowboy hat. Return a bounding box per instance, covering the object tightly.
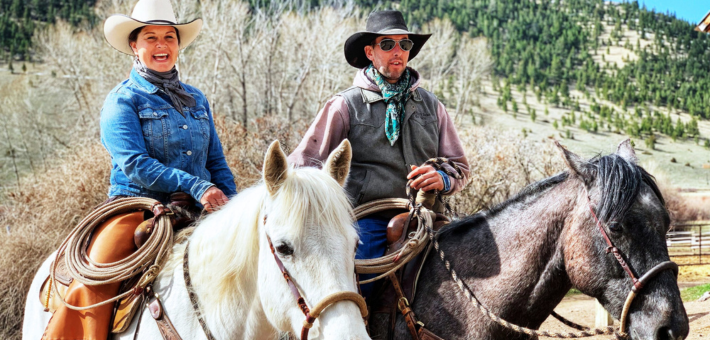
[104,0,202,55]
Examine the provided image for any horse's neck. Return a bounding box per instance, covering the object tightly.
[442,179,579,326]
[186,229,269,338]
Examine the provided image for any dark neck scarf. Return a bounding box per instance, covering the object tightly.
[133,58,196,115]
[365,64,412,146]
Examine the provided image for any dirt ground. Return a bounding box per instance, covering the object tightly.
[540,283,710,339]
[678,265,710,282]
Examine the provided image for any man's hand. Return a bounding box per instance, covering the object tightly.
[407,165,444,192]
[200,186,229,212]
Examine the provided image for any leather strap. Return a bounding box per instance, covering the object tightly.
[266,234,315,339]
[148,295,182,340]
[390,273,420,340]
[183,242,218,340]
[389,273,445,340]
[418,327,445,340]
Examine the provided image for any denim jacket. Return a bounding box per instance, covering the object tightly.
[100,68,237,203]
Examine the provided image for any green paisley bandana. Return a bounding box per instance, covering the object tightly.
[365,64,411,146]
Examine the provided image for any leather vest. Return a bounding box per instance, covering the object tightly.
[340,86,440,206]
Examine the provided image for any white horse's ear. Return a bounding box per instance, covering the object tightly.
[323,139,352,187]
[554,140,587,179]
[616,139,638,164]
[264,140,288,196]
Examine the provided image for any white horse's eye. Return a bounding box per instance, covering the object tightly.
[276,243,294,256]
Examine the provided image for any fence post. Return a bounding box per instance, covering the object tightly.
[595,299,613,327]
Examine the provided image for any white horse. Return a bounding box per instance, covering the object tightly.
[23,140,370,340]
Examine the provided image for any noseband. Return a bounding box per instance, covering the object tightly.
[264,216,368,340]
[585,193,678,337]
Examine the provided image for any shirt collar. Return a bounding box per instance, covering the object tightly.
[129,68,160,94]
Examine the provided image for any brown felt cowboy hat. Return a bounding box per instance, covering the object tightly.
[696,10,710,33]
[344,10,431,69]
[104,0,202,55]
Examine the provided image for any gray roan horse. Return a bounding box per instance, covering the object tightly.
[370,141,689,340]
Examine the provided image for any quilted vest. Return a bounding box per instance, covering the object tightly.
[340,86,440,206]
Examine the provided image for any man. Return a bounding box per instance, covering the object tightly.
[288,10,470,296]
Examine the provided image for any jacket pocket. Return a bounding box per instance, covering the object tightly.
[410,110,438,126]
[345,168,371,206]
[190,107,210,140]
[138,109,170,159]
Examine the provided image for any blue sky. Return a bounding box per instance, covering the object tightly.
[633,1,707,24]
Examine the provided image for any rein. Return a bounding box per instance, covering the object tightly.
[263,216,369,340]
[183,241,217,340]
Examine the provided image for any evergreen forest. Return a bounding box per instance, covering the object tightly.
[7,0,710,143]
[343,0,710,143]
[1,0,96,64]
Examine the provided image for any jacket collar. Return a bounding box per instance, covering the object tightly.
[353,67,421,93]
[354,67,422,103]
[129,68,160,94]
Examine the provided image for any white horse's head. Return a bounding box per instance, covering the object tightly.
[185,139,368,339]
[259,139,368,339]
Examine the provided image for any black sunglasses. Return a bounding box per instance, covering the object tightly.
[375,38,414,52]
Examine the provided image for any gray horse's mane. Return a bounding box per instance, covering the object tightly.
[442,153,665,236]
[591,154,664,224]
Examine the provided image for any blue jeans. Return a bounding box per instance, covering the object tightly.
[356,217,389,299]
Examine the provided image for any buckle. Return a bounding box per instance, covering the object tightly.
[397,297,409,312]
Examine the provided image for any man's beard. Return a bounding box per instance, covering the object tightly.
[377,65,405,81]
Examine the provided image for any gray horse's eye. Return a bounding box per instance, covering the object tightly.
[608,222,622,233]
[276,243,294,256]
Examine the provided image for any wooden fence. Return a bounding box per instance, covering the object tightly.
[667,222,710,266]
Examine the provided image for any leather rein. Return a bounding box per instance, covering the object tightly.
[263,215,369,340]
[584,191,678,337]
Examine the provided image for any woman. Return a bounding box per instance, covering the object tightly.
[42,0,236,338]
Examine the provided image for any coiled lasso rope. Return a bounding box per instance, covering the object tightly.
[50,197,174,311]
[353,198,432,284]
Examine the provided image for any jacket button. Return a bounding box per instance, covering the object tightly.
[186,150,192,156]
[153,112,157,116]
[183,125,188,129]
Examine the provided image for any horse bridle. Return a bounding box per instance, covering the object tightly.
[584,192,678,337]
[263,215,369,340]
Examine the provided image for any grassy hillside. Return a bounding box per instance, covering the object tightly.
[369,0,710,189]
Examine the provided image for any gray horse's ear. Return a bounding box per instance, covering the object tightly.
[616,139,637,164]
[323,139,352,187]
[554,140,588,179]
[263,140,288,196]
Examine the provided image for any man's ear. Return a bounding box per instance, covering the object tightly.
[364,45,375,61]
[130,41,138,56]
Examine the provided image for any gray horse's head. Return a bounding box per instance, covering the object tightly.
[558,140,689,340]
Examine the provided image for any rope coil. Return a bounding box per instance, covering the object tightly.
[353,198,430,284]
[50,197,174,311]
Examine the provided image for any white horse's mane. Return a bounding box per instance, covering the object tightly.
[162,164,356,327]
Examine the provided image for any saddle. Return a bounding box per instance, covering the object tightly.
[38,192,200,334]
[367,211,449,340]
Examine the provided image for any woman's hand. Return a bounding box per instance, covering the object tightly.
[200,186,229,212]
[407,165,444,192]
